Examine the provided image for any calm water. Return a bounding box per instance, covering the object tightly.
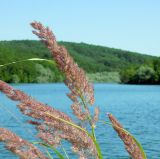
[0,83,160,159]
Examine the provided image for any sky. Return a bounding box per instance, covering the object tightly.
[0,0,160,56]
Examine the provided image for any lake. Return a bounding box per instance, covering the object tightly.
[0,83,160,159]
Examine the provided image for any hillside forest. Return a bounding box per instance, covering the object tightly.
[0,40,160,84]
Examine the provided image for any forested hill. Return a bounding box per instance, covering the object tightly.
[0,40,160,84]
[60,41,156,72]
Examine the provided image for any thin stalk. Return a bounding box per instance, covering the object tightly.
[0,58,54,68]
[45,112,103,159]
[45,112,88,134]
[46,149,54,159]
[60,143,70,159]
[33,142,65,159]
[79,94,96,140]
[68,79,96,140]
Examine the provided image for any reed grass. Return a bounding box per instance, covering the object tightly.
[0,21,147,159]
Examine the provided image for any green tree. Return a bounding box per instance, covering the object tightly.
[153,59,160,83]
[11,74,20,83]
[134,66,156,84]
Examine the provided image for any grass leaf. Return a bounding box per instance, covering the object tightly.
[0,58,54,68]
[33,142,65,159]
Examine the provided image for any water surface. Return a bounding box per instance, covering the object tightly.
[0,83,160,158]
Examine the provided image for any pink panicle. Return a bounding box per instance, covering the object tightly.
[31,22,97,128]
[0,128,48,159]
[0,21,99,158]
[0,80,96,158]
[108,114,144,159]
[31,21,94,106]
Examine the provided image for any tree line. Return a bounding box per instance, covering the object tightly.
[0,40,159,84]
[120,59,160,84]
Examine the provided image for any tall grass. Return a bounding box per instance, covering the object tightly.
[0,21,147,159]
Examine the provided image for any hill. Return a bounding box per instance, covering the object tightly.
[0,40,159,83]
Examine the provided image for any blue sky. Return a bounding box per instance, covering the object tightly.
[0,0,160,56]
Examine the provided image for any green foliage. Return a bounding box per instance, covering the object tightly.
[60,41,157,73]
[134,66,156,84]
[120,59,160,84]
[11,74,20,83]
[87,72,120,83]
[34,64,54,83]
[0,40,159,83]
[120,65,137,83]
[0,40,64,83]
[153,59,160,83]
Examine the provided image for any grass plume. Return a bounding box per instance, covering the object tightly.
[0,21,147,159]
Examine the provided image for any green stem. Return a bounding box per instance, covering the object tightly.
[79,94,96,139]
[0,58,54,68]
[45,112,103,159]
[33,142,65,159]
[46,150,54,159]
[60,143,70,159]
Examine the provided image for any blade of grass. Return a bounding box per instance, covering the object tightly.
[45,112,103,159]
[46,149,54,159]
[0,58,54,68]
[60,143,70,159]
[33,142,65,159]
